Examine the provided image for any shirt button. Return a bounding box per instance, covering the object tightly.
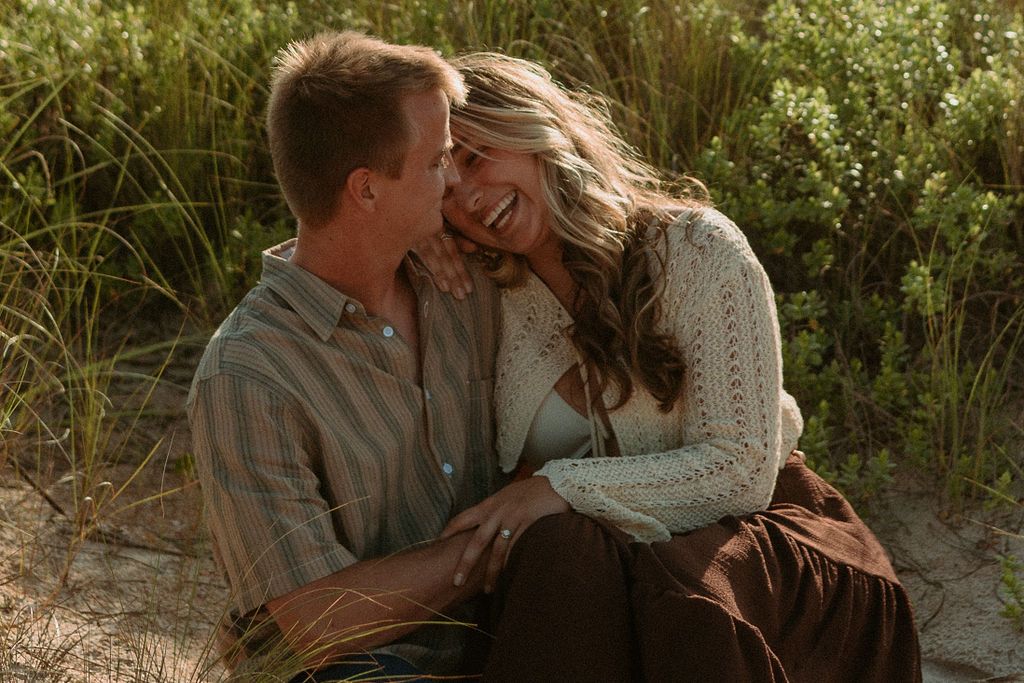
[442,462,454,475]
[344,303,356,313]
[424,389,432,400]
[382,326,395,338]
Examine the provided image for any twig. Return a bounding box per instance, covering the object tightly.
[9,457,67,518]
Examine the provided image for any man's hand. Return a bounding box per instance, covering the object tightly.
[440,476,571,593]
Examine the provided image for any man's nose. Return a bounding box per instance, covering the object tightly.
[443,151,461,187]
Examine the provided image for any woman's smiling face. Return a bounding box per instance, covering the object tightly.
[442,141,556,259]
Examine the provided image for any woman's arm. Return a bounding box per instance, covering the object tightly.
[534,212,796,541]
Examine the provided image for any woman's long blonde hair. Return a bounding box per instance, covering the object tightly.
[449,53,709,411]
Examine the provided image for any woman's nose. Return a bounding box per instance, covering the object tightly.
[444,175,481,211]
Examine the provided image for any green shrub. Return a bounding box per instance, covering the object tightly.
[694,0,1023,503]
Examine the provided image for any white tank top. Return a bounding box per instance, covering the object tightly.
[520,389,592,467]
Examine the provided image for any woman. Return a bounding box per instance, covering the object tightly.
[426,53,921,682]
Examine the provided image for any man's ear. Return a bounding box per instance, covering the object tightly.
[345,167,376,210]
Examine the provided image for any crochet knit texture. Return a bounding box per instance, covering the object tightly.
[494,209,803,542]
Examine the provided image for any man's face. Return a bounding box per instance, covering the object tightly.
[375,89,459,244]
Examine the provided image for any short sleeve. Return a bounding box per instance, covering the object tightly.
[189,373,357,614]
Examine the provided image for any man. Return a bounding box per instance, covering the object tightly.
[187,31,502,681]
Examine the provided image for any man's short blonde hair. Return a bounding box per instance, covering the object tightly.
[267,31,465,228]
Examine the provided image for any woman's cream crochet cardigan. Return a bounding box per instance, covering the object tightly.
[495,209,804,542]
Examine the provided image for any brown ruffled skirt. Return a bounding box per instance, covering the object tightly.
[480,454,922,682]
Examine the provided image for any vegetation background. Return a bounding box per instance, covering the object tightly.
[1,0,1022,679]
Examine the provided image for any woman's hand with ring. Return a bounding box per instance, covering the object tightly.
[441,476,570,593]
[410,228,475,299]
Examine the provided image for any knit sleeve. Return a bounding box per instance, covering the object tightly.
[534,211,796,542]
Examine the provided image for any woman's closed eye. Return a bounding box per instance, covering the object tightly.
[455,145,488,171]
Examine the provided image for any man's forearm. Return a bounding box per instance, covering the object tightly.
[266,530,487,669]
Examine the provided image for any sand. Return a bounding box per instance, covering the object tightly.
[1,446,1021,681]
[872,473,1024,682]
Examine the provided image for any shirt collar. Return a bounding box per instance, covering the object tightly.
[260,239,354,342]
[260,239,433,342]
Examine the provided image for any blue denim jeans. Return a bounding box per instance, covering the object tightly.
[289,653,424,682]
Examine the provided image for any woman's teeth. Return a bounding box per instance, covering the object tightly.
[485,192,516,229]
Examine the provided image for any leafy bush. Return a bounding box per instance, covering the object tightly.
[695,0,1024,502]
